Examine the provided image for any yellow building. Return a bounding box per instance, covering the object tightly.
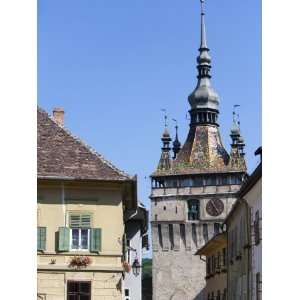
[195,232,227,300]
[37,107,137,300]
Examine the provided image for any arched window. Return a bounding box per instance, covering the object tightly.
[188,199,199,220]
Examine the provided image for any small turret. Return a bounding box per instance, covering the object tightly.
[156,112,172,171]
[229,106,246,171]
[172,119,181,159]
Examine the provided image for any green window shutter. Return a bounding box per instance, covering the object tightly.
[90,228,102,253]
[58,227,70,252]
[69,214,91,228]
[37,227,46,251]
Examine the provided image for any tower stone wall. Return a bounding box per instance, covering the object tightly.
[151,184,241,300]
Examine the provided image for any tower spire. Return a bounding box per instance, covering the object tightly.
[188,0,219,113]
[172,119,181,159]
[200,0,208,50]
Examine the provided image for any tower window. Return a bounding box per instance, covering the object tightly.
[214,223,220,235]
[164,206,166,211]
[203,223,208,243]
[169,224,174,250]
[180,224,186,248]
[188,199,199,220]
[192,223,197,247]
[158,224,163,248]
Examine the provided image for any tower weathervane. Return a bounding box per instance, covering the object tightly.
[161,109,168,127]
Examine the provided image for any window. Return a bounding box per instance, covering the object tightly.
[193,177,203,187]
[203,223,208,243]
[206,257,210,274]
[69,214,91,251]
[188,199,199,220]
[169,224,174,250]
[180,224,186,248]
[125,288,130,300]
[158,224,163,248]
[192,223,197,247]
[212,255,215,274]
[67,281,91,300]
[217,290,221,300]
[217,251,221,269]
[207,293,210,300]
[222,248,227,267]
[256,272,261,300]
[254,210,261,245]
[207,256,211,274]
[214,223,220,235]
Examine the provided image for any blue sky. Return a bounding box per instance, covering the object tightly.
[38,0,261,226]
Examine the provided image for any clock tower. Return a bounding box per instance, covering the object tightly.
[150,1,247,299]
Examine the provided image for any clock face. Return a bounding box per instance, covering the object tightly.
[206,198,224,217]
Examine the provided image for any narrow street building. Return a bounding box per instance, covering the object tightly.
[195,232,227,300]
[240,149,262,300]
[123,203,149,300]
[150,1,247,299]
[37,107,139,300]
[225,198,251,300]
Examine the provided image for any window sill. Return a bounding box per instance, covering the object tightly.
[37,251,122,257]
[37,264,123,272]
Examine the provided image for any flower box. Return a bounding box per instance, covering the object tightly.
[69,256,92,268]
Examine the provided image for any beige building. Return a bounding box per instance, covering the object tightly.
[37,107,138,300]
[195,232,227,300]
[225,193,252,300]
[240,148,262,300]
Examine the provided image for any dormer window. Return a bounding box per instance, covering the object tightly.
[188,199,199,220]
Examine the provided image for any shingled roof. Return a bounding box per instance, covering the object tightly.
[37,107,131,181]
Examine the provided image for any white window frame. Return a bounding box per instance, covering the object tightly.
[69,228,90,251]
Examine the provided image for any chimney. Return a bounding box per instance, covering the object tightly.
[53,107,64,126]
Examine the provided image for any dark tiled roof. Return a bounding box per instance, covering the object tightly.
[37,107,130,181]
[152,125,246,177]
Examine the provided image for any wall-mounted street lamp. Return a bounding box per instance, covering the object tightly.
[132,258,142,277]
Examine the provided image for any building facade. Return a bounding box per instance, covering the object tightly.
[195,232,227,300]
[150,1,247,299]
[123,203,149,300]
[225,198,251,300]
[37,107,138,300]
[240,149,262,300]
[225,149,262,300]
